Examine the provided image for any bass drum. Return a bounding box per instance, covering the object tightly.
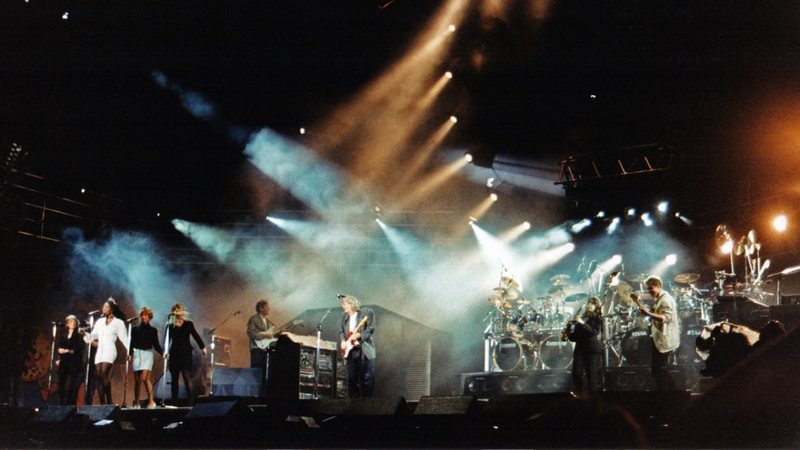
[678,324,706,365]
[539,334,574,370]
[492,337,535,371]
[621,326,652,366]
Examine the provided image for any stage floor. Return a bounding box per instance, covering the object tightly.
[0,386,777,449]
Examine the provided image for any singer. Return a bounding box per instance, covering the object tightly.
[83,298,128,405]
[56,314,85,405]
[338,294,375,398]
[129,307,163,408]
[165,303,206,406]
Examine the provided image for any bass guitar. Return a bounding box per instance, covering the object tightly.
[342,316,369,358]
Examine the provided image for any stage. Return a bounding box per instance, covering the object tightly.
[1,391,694,448]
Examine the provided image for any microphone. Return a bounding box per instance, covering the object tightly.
[336,294,347,299]
[126,317,139,323]
[88,310,101,315]
[167,313,176,317]
[586,260,597,275]
[620,263,625,275]
[51,321,63,325]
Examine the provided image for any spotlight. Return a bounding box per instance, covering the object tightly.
[720,240,733,255]
[62,11,69,20]
[607,217,620,235]
[486,177,496,188]
[773,213,788,232]
[156,212,161,218]
[449,115,458,123]
[464,153,473,163]
[657,201,669,213]
[571,219,592,234]
[445,71,453,79]
[489,193,498,202]
[468,216,477,225]
[448,24,456,33]
[665,254,677,265]
[612,254,622,264]
[596,211,606,218]
[299,127,306,135]
[627,208,636,217]
[589,94,597,99]
[523,221,531,230]
[80,188,86,194]
[641,212,653,227]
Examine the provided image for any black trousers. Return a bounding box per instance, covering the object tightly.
[345,347,374,398]
[572,351,603,392]
[250,348,269,396]
[651,342,676,391]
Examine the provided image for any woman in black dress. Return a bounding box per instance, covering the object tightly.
[166,303,206,406]
[56,314,85,405]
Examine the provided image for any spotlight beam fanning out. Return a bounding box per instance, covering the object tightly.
[244,128,371,218]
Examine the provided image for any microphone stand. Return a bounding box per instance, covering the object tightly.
[314,307,334,399]
[205,311,239,397]
[159,315,172,406]
[121,319,136,407]
[83,314,96,404]
[47,322,58,395]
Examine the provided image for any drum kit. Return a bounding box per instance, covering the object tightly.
[483,222,794,373]
[485,273,586,371]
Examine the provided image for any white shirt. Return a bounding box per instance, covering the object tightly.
[85,317,129,364]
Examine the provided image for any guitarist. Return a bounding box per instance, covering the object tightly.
[246,299,279,379]
[630,275,680,390]
[338,294,375,398]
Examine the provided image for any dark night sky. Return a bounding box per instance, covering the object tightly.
[3,0,800,229]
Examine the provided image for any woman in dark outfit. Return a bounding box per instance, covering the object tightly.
[165,303,207,406]
[129,306,163,408]
[56,314,85,405]
[566,296,604,392]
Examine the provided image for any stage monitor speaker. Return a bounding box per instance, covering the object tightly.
[76,405,119,422]
[184,400,252,420]
[344,396,409,416]
[481,392,572,417]
[413,396,478,415]
[34,406,76,423]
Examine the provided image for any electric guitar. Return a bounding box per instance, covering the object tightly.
[342,316,370,358]
[254,320,302,349]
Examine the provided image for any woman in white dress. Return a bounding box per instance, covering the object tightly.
[85,298,128,404]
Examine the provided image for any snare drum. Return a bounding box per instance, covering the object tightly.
[492,336,535,371]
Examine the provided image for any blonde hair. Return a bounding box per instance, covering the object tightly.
[171,303,188,317]
[339,294,361,311]
[65,314,79,327]
[140,307,154,320]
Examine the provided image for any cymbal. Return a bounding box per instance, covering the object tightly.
[500,275,522,291]
[715,224,733,249]
[492,287,519,301]
[626,273,649,283]
[734,236,747,256]
[515,298,531,305]
[564,292,589,303]
[674,273,700,284]
[488,297,512,309]
[547,285,565,295]
[550,274,570,285]
[612,281,634,305]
